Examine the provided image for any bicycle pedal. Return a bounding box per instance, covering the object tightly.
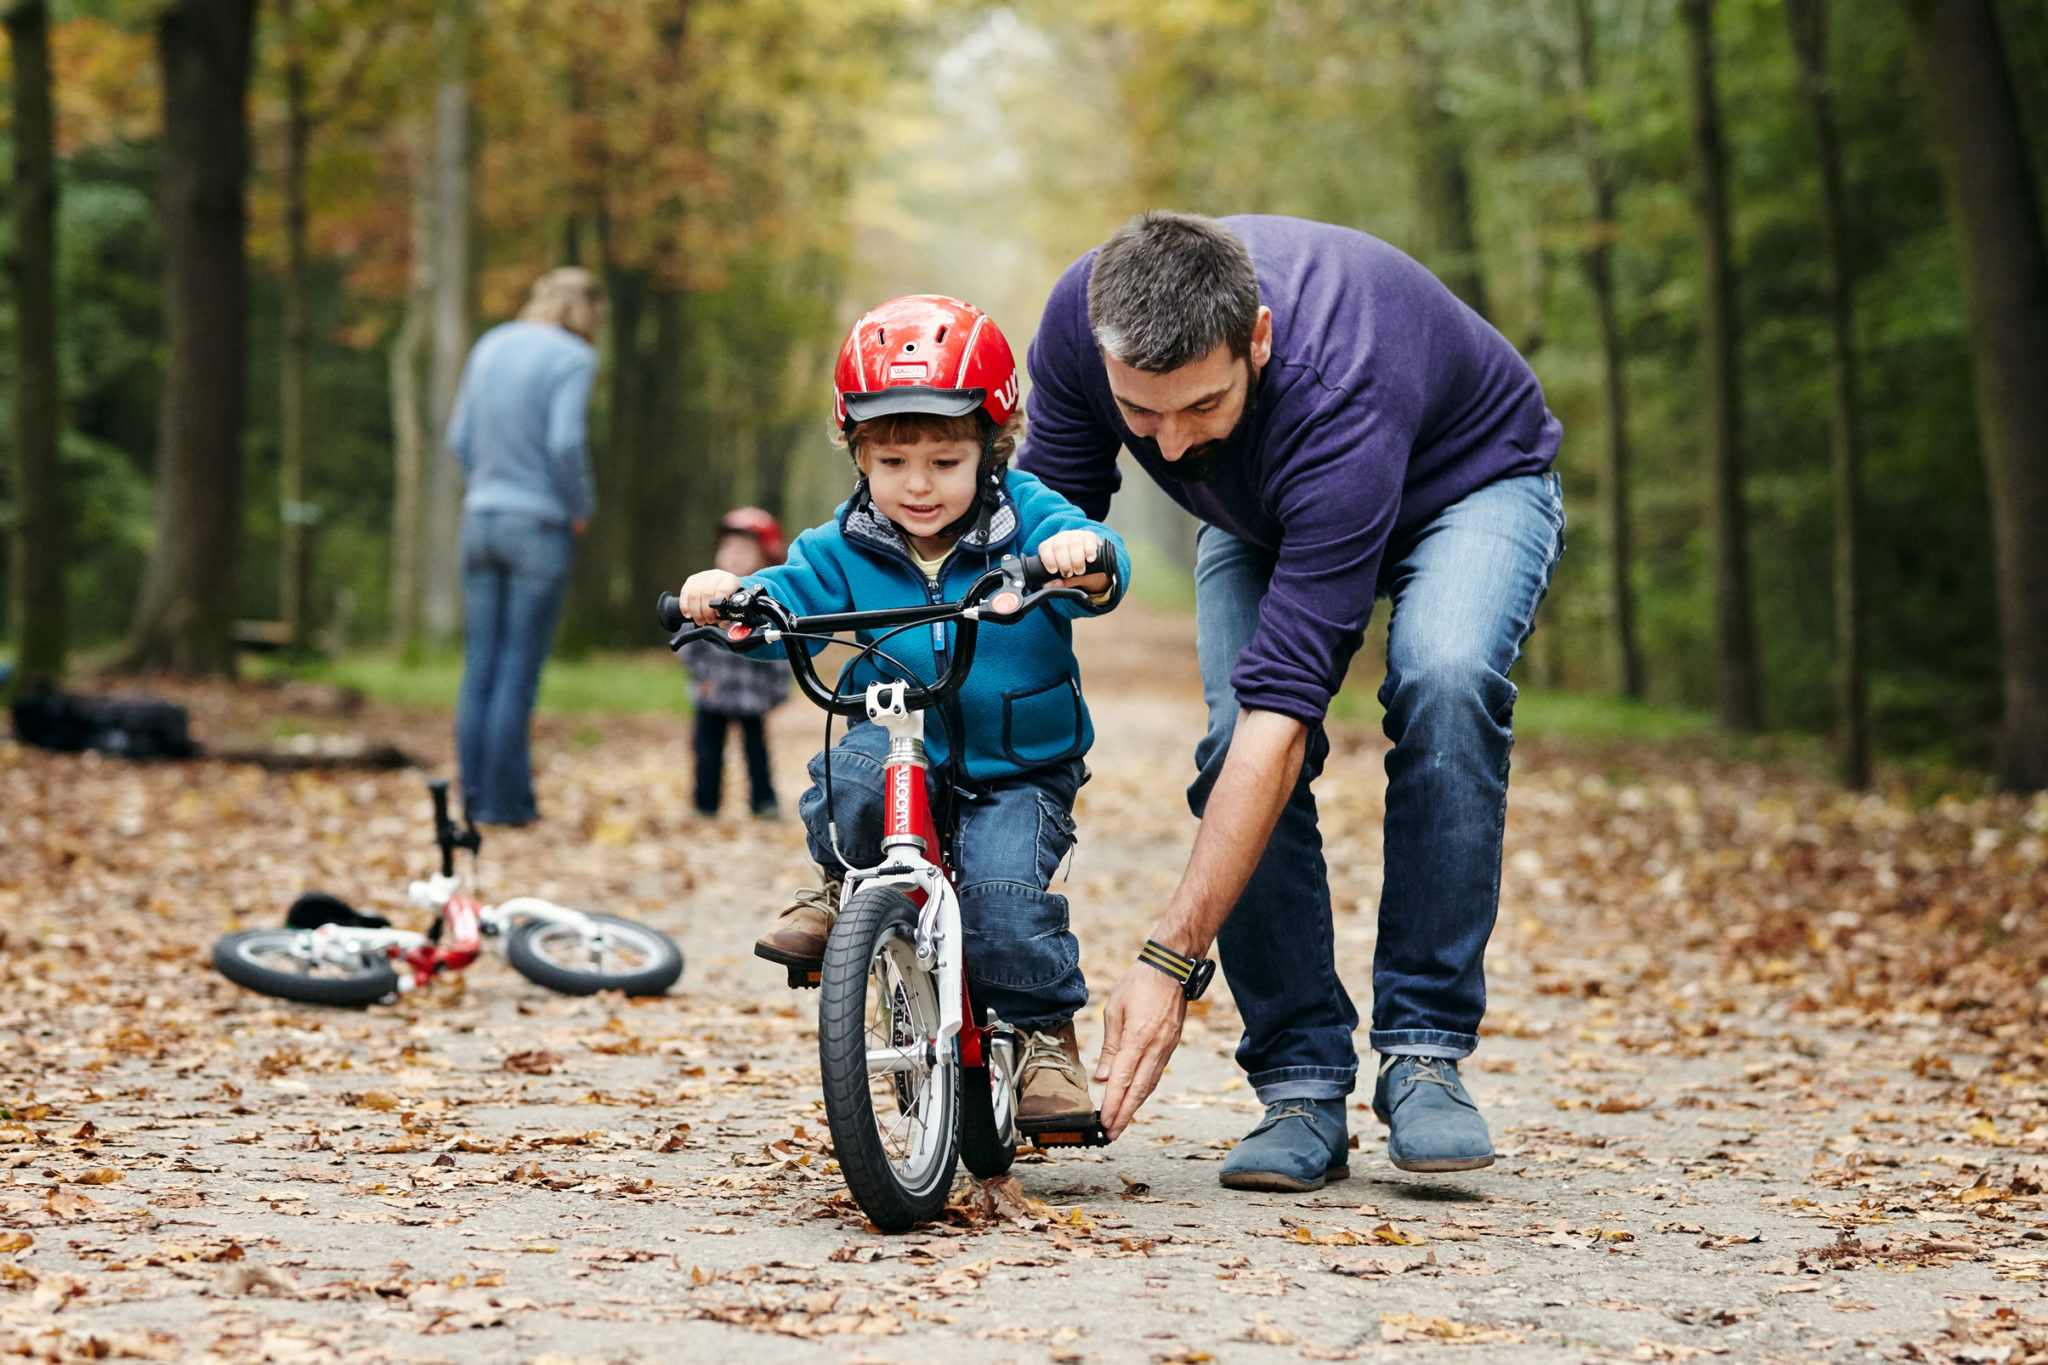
[1017,1112,1112,1148]
[785,964,821,990]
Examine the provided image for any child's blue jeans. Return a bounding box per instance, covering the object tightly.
[797,721,1088,1033]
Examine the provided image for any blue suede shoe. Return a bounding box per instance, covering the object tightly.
[1372,1056,1496,1173]
[1219,1098,1350,1192]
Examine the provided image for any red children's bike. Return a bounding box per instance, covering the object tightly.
[659,550,1112,1231]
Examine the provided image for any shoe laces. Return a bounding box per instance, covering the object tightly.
[1380,1055,1459,1091]
[1019,1031,1082,1085]
[1246,1099,1324,1138]
[789,876,841,921]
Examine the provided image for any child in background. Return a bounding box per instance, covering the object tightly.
[674,295,1129,1132]
[682,508,789,819]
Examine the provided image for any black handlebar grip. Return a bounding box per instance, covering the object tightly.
[656,592,684,633]
[1020,544,1116,589]
[427,777,451,826]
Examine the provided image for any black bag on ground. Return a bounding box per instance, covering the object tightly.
[10,689,197,760]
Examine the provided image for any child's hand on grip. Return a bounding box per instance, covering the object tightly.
[678,570,742,626]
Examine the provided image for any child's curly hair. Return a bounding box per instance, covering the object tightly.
[836,410,1024,472]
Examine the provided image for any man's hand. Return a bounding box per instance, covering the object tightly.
[571,516,589,536]
[1094,961,1187,1139]
[1092,708,1309,1137]
[1034,528,1110,595]
[677,569,742,625]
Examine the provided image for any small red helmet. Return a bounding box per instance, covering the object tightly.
[719,507,785,565]
[832,295,1020,434]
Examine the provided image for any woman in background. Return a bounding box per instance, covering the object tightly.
[445,267,605,826]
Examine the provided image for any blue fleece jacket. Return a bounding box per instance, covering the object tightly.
[739,469,1129,784]
[1016,214,1560,726]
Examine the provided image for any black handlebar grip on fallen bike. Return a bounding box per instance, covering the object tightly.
[1019,543,1117,591]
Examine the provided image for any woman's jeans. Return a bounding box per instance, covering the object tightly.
[457,511,574,825]
[695,710,776,815]
[797,721,1088,1033]
[1192,471,1565,1103]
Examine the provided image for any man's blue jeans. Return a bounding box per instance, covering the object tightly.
[457,510,574,825]
[798,722,1089,1033]
[1191,471,1564,1102]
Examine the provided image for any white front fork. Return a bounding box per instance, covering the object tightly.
[859,681,964,1053]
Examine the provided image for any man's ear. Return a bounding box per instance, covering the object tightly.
[1249,305,1274,369]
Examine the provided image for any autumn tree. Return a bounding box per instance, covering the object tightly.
[122,0,258,674]
[1785,0,1869,787]
[1902,0,2048,791]
[1681,0,1760,732]
[5,0,65,693]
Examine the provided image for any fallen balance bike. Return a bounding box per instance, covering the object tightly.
[658,550,1114,1232]
[212,778,683,1006]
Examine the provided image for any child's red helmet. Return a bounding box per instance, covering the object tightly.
[832,295,1020,434]
[719,507,785,565]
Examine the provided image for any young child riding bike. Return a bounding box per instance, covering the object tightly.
[674,295,1129,1134]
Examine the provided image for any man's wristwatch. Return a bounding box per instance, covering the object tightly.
[1139,939,1217,1001]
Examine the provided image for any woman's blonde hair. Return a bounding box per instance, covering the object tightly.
[838,410,1024,472]
[521,267,607,339]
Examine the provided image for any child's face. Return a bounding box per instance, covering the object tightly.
[715,533,768,577]
[860,437,980,549]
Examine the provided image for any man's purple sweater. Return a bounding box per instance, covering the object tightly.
[1016,215,1561,725]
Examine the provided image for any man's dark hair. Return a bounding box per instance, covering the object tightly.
[1086,211,1261,373]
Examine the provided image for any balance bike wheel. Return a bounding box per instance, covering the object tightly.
[506,914,683,997]
[213,929,399,1007]
[817,886,959,1231]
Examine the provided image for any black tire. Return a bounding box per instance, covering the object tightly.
[959,1061,1017,1179]
[818,886,958,1232]
[505,914,683,997]
[213,929,399,1007]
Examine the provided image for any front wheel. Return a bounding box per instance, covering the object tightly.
[505,914,683,997]
[818,886,958,1232]
[213,929,399,1007]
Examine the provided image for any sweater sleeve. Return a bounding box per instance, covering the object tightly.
[547,349,597,520]
[1009,471,1132,619]
[1013,259,1124,521]
[1230,378,1422,725]
[445,347,479,477]
[734,521,856,660]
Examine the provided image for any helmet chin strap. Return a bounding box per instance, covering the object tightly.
[931,426,1003,544]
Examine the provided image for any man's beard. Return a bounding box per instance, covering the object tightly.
[1139,367,1261,485]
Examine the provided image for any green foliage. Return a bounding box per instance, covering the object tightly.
[261,648,692,715]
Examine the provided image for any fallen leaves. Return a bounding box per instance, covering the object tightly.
[1378,1312,1521,1345]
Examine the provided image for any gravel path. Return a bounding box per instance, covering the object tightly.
[2,607,2038,1364]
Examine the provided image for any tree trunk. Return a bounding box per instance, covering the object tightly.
[6,0,64,693]
[1681,0,1762,731]
[388,122,433,656]
[423,0,472,647]
[277,0,316,655]
[1903,0,2048,791]
[1402,32,1490,319]
[1568,0,1643,701]
[122,0,256,675]
[1787,0,1871,788]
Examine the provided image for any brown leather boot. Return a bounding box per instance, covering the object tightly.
[1016,1023,1094,1126]
[753,867,841,969]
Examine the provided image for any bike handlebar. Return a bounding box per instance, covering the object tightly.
[656,544,1116,719]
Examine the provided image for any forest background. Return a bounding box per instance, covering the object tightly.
[3,0,2047,790]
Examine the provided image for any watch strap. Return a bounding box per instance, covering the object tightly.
[1140,939,1198,987]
